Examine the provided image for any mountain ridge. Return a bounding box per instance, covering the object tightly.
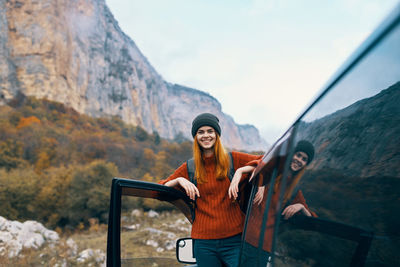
[298,82,400,178]
[0,0,267,151]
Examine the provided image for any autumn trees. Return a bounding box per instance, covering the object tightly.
[0,96,193,228]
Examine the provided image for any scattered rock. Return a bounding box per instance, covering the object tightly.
[166,232,176,239]
[164,240,175,251]
[53,259,68,267]
[77,248,93,262]
[131,209,142,217]
[175,218,186,225]
[0,216,59,258]
[123,223,140,231]
[145,227,163,235]
[77,248,105,266]
[67,238,78,256]
[147,210,159,218]
[146,239,159,248]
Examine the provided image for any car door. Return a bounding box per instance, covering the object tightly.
[239,4,400,267]
[107,178,195,266]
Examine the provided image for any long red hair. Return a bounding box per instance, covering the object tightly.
[193,134,229,184]
[273,168,306,205]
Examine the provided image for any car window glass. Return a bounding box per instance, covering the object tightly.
[273,17,400,267]
[121,186,194,223]
[304,23,400,122]
[120,195,190,266]
[240,128,294,266]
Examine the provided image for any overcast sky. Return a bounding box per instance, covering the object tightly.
[105,0,398,143]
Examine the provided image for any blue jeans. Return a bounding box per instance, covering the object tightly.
[194,234,241,267]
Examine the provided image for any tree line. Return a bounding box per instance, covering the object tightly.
[0,94,193,228]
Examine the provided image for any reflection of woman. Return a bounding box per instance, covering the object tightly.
[229,140,316,263]
[255,140,316,216]
[159,113,260,267]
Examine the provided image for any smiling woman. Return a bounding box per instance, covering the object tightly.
[159,112,261,266]
[195,126,216,152]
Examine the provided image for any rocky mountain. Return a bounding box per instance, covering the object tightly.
[0,0,267,151]
[297,82,400,178]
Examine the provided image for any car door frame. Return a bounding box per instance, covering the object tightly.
[106,177,195,267]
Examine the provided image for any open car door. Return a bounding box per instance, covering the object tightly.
[107,177,195,266]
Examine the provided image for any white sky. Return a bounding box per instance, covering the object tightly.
[105,0,399,143]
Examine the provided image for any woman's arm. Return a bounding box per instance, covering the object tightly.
[164,177,200,201]
[281,190,316,219]
[228,165,256,199]
[227,152,262,200]
[281,203,312,219]
[159,163,200,201]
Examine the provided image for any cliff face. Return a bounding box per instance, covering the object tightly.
[297,82,400,178]
[0,0,267,151]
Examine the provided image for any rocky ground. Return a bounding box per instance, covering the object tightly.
[0,209,191,266]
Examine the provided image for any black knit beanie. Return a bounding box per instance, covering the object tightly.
[191,113,221,137]
[294,140,315,164]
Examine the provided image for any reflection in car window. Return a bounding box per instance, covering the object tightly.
[304,20,400,123]
[274,11,400,267]
[240,129,294,266]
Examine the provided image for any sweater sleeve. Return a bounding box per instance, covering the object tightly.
[291,190,317,217]
[231,151,262,183]
[231,151,262,169]
[158,162,189,186]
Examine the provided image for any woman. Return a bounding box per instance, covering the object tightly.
[159,113,261,267]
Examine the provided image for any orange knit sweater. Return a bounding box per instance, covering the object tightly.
[159,151,261,239]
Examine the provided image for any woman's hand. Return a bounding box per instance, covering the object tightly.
[253,186,265,205]
[228,166,256,200]
[281,203,311,220]
[228,168,243,200]
[165,177,200,201]
[249,171,256,182]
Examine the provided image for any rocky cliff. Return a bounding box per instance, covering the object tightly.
[297,82,400,178]
[0,0,267,151]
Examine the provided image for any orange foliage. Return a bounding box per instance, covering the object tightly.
[16,116,41,129]
[142,172,154,182]
[34,152,50,173]
[143,148,155,161]
[0,95,197,228]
